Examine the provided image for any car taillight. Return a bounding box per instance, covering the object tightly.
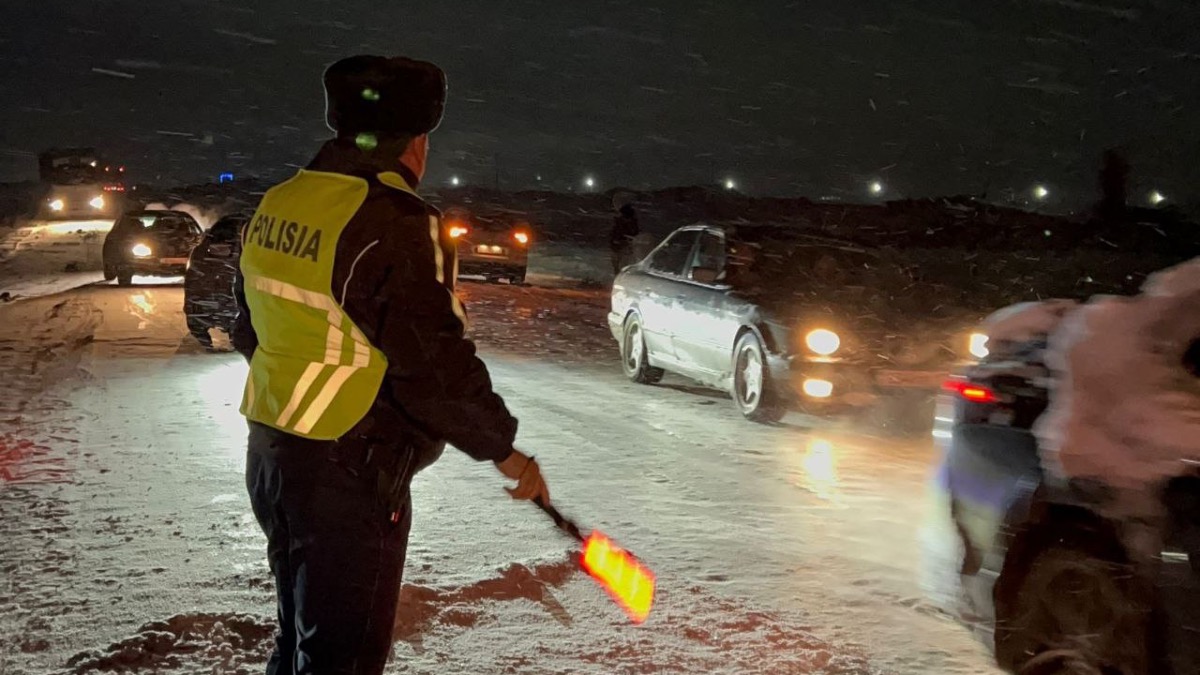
[942,379,997,404]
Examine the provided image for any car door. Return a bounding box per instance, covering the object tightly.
[637,229,700,363]
[671,230,744,382]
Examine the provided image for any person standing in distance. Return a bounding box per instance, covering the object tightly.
[232,55,550,674]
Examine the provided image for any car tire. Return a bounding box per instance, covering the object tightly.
[620,315,663,384]
[995,540,1155,675]
[731,331,784,423]
[116,269,133,287]
[103,264,116,281]
[510,269,527,285]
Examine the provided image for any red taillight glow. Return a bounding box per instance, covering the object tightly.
[581,531,655,624]
[513,231,530,245]
[449,224,469,238]
[943,380,998,404]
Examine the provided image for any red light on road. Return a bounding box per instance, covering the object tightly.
[581,531,655,624]
[943,380,997,404]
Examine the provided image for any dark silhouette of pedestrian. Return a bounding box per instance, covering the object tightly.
[610,204,639,275]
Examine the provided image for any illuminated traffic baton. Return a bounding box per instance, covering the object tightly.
[533,497,656,624]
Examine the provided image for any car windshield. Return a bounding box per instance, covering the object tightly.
[120,214,195,235]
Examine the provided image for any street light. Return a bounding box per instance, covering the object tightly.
[1149,190,1167,206]
[724,178,736,190]
[869,181,884,196]
[450,176,460,187]
[1033,184,1050,201]
[584,176,596,190]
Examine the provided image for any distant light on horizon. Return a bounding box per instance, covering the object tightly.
[1033,184,1050,200]
[869,181,884,196]
[584,176,596,189]
[450,176,460,186]
[724,178,736,190]
[1149,190,1167,206]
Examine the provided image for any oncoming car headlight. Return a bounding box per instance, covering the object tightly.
[805,329,841,356]
[131,243,152,258]
[89,195,105,210]
[968,332,990,359]
[49,198,65,212]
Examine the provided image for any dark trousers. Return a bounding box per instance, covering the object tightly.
[611,244,632,275]
[246,422,412,675]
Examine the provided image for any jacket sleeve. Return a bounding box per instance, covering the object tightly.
[231,267,258,363]
[338,200,518,463]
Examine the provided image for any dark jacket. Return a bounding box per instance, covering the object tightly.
[610,206,639,250]
[233,139,518,470]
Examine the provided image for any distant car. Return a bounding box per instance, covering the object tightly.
[445,209,531,284]
[929,333,1200,674]
[102,210,205,286]
[608,223,980,426]
[37,147,124,220]
[184,214,247,349]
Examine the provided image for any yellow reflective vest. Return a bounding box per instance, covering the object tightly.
[238,170,420,440]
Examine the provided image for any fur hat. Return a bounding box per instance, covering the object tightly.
[323,55,447,137]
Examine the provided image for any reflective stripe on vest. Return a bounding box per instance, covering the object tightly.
[239,169,429,440]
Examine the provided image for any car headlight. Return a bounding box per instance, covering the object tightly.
[805,329,841,356]
[968,333,990,359]
[131,243,152,258]
[49,198,65,212]
[89,196,105,210]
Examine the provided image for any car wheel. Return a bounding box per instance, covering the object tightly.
[621,315,663,384]
[510,269,527,285]
[995,544,1154,675]
[116,269,133,287]
[732,331,784,423]
[103,265,116,281]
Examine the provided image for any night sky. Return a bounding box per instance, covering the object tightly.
[1,1,1198,208]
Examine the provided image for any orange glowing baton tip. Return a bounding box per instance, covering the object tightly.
[580,531,656,624]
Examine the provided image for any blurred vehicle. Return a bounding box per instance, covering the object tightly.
[184,214,248,349]
[445,208,531,284]
[929,328,1200,674]
[37,147,125,220]
[102,210,204,286]
[608,223,981,426]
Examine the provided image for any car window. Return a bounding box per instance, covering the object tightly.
[647,230,699,276]
[209,219,245,243]
[154,217,199,236]
[691,232,726,281]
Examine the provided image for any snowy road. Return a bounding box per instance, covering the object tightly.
[0,283,996,674]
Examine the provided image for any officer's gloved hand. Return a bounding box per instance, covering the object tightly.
[495,449,550,505]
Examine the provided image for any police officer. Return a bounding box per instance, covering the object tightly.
[232,55,550,674]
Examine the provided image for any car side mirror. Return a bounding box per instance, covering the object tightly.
[690,265,720,284]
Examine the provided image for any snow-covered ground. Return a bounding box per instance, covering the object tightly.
[0,278,997,674]
[0,220,114,302]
